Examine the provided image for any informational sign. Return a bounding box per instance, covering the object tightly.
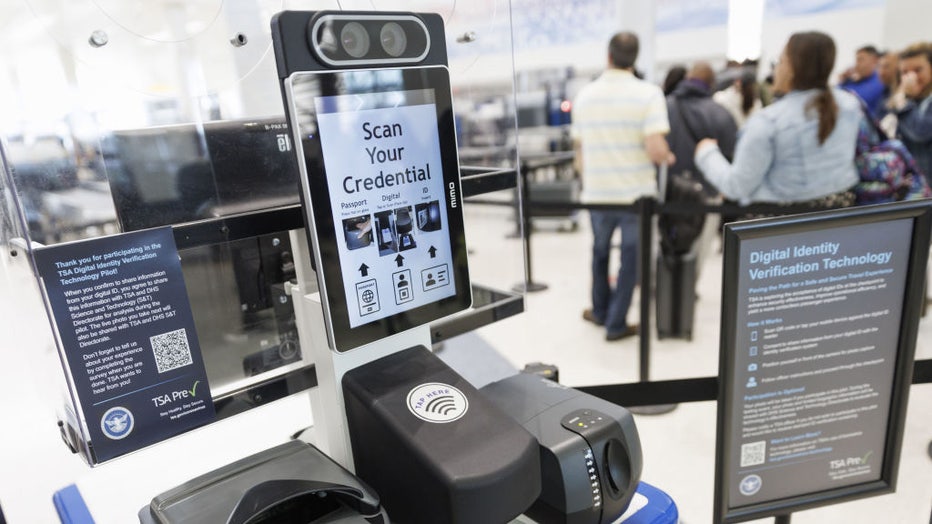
[315,88,456,328]
[34,227,214,463]
[715,203,930,522]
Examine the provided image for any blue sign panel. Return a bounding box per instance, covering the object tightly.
[34,227,214,462]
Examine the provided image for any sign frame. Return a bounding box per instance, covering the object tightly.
[713,201,932,523]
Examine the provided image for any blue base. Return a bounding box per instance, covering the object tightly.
[52,485,94,524]
[54,481,678,524]
[625,482,679,524]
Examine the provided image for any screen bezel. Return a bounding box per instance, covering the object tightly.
[284,65,471,352]
[713,201,932,523]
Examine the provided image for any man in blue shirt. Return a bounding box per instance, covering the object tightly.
[839,45,885,115]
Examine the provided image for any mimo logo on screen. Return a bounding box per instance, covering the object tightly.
[406,382,469,423]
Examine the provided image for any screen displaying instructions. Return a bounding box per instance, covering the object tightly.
[727,218,911,507]
[34,227,214,462]
[314,87,456,328]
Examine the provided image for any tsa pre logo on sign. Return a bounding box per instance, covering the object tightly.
[151,380,202,407]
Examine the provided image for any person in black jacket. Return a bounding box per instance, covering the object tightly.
[666,62,738,196]
[661,62,738,256]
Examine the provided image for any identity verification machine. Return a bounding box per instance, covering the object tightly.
[0,3,653,522]
[262,10,647,523]
[267,10,543,523]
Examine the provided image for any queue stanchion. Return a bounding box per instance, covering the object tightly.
[513,160,548,293]
[628,195,678,416]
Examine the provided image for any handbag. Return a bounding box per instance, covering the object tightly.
[659,98,707,255]
[854,101,932,205]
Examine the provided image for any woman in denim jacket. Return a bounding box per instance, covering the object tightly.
[694,31,862,204]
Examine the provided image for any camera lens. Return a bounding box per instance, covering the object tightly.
[380,22,408,57]
[340,22,370,58]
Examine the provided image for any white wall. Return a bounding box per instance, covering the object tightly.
[759,7,885,83]
[655,26,729,77]
[881,0,932,52]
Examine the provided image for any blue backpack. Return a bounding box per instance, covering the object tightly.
[854,108,932,205]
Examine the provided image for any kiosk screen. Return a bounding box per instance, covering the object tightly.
[284,66,470,351]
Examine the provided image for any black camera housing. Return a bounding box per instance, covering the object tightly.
[271,10,448,75]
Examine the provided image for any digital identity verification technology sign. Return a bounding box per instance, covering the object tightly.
[34,227,214,463]
[713,202,931,522]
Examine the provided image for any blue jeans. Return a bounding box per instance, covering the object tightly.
[589,209,639,336]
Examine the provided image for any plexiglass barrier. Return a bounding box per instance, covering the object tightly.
[0,0,524,464]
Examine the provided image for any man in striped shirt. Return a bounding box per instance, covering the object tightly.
[572,31,673,341]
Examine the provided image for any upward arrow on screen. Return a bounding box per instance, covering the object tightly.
[395,254,405,267]
[428,246,437,258]
[359,263,369,277]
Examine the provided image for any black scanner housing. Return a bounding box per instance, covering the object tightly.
[342,346,541,523]
[138,440,384,524]
[480,373,643,524]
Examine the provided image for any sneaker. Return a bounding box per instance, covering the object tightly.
[606,324,639,341]
[582,309,604,326]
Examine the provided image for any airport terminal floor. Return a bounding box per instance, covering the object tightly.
[1,206,931,523]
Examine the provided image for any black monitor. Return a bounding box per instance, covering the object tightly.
[714,200,932,522]
[281,66,471,352]
[105,118,300,232]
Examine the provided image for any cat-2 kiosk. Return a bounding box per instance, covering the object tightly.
[139,10,644,524]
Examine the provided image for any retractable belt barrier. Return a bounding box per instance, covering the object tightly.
[494,158,932,407]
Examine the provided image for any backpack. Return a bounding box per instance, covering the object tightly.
[853,106,932,205]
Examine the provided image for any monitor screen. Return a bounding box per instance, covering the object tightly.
[283,66,470,351]
[105,118,299,231]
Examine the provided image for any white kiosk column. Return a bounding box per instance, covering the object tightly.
[288,229,430,470]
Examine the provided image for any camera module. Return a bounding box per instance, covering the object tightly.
[309,13,430,67]
[380,22,407,57]
[340,22,370,58]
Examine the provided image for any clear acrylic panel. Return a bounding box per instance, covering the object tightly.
[0,0,522,463]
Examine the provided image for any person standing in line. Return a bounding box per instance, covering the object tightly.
[876,51,900,116]
[713,69,763,129]
[888,42,932,183]
[662,65,687,96]
[667,61,739,196]
[694,31,862,206]
[839,45,885,116]
[572,31,674,341]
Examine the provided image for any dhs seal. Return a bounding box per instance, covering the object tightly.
[100,406,134,440]
[739,474,762,496]
[406,382,468,423]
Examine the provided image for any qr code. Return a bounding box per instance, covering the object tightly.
[151,328,193,373]
[741,441,766,467]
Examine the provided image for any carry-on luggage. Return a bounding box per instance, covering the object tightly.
[655,252,697,340]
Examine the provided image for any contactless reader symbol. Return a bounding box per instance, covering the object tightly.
[355,279,380,316]
[406,383,469,423]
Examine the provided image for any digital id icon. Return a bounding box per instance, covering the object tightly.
[393,269,414,305]
[421,263,450,292]
[355,279,380,317]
